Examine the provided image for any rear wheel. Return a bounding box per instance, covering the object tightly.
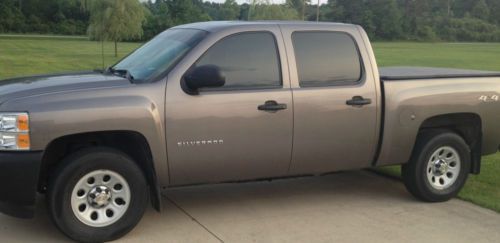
[402,130,470,202]
[48,147,148,242]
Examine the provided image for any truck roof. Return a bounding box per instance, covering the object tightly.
[172,21,355,32]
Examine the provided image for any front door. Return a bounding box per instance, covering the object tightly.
[165,28,293,185]
[282,26,380,174]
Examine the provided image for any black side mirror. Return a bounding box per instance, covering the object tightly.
[182,65,225,95]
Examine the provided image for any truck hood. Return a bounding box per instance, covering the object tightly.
[0,71,131,105]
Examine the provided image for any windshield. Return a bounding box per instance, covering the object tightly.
[113,28,207,82]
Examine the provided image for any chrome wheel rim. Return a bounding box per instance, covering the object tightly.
[426,146,461,190]
[71,170,130,227]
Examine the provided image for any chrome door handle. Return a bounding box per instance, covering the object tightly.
[346,96,371,107]
[258,100,287,111]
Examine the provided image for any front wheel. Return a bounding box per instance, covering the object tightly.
[48,147,148,242]
[402,130,470,202]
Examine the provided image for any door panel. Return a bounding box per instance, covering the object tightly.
[165,28,293,185]
[290,86,378,174]
[281,26,380,174]
[166,90,292,185]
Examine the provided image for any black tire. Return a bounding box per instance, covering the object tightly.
[402,130,470,202]
[47,147,148,242]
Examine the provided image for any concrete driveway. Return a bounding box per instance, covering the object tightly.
[1,171,499,242]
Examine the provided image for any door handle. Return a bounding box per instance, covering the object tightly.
[346,96,372,107]
[258,100,287,111]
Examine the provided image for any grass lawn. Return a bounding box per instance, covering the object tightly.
[373,42,500,71]
[0,35,140,79]
[0,36,499,212]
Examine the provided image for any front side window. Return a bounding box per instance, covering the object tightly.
[113,28,207,82]
[292,32,362,87]
[195,32,282,90]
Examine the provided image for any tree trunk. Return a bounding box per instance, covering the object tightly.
[247,0,254,20]
[101,40,105,70]
[316,0,320,22]
[302,0,305,20]
[114,41,117,58]
[447,0,451,17]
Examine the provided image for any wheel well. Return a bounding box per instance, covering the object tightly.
[419,113,482,174]
[39,131,161,211]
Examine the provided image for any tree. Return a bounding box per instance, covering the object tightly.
[167,0,211,26]
[368,0,402,40]
[143,0,211,39]
[0,1,25,33]
[287,0,311,20]
[486,0,500,24]
[1,0,500,42]
[142,0,172,39]
[87,0,146,57]
[219,0,239,20]
[329,0,366,24]
[324,0,344,22]
[471,0,490,21]
[249,0,300,20]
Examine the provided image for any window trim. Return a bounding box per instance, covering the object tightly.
[291,31,366,88]
[184,31,284,93]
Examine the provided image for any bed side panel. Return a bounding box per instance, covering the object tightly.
[376,77,500,166]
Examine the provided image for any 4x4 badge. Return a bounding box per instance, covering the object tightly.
[479,95,499,102]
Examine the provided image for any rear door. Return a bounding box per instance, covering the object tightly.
[165,26,293,185]
[280,25,380,174]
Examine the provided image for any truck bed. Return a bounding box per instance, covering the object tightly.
[380,66,500,81]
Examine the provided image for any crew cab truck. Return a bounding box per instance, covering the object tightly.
[1,21,500,242]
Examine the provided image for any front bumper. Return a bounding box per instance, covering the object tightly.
[0,151,42,218]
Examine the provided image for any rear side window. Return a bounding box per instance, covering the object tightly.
[292,32,362,87]
[196,32,281,89]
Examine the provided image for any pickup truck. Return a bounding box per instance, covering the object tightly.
[1,21,499,242]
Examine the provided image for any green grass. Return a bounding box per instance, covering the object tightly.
[0,36,140,79]
[373,42,500,71]
[0,36,499,212]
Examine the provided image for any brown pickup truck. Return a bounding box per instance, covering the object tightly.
[1,21,499,242]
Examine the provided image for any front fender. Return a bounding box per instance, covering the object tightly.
[1,82,169,186]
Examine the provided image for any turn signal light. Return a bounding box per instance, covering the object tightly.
[17,133,30,149]
[17,114,29,131]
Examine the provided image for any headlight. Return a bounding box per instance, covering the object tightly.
[0,113,30,150]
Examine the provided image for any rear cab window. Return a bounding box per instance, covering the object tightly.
[292,31,363,87]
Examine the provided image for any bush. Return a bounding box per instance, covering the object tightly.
[436,17,500,42]
[51,20,86,35]
[0,3,25,33]
[415,25,439,41]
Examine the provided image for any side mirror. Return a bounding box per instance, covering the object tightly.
[182,65,225,95]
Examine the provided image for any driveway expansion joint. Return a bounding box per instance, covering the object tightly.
[165,196,225,243]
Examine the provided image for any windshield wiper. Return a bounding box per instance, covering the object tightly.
[106,67,135,82]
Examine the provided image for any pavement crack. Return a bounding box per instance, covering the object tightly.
[165,196,224,243]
